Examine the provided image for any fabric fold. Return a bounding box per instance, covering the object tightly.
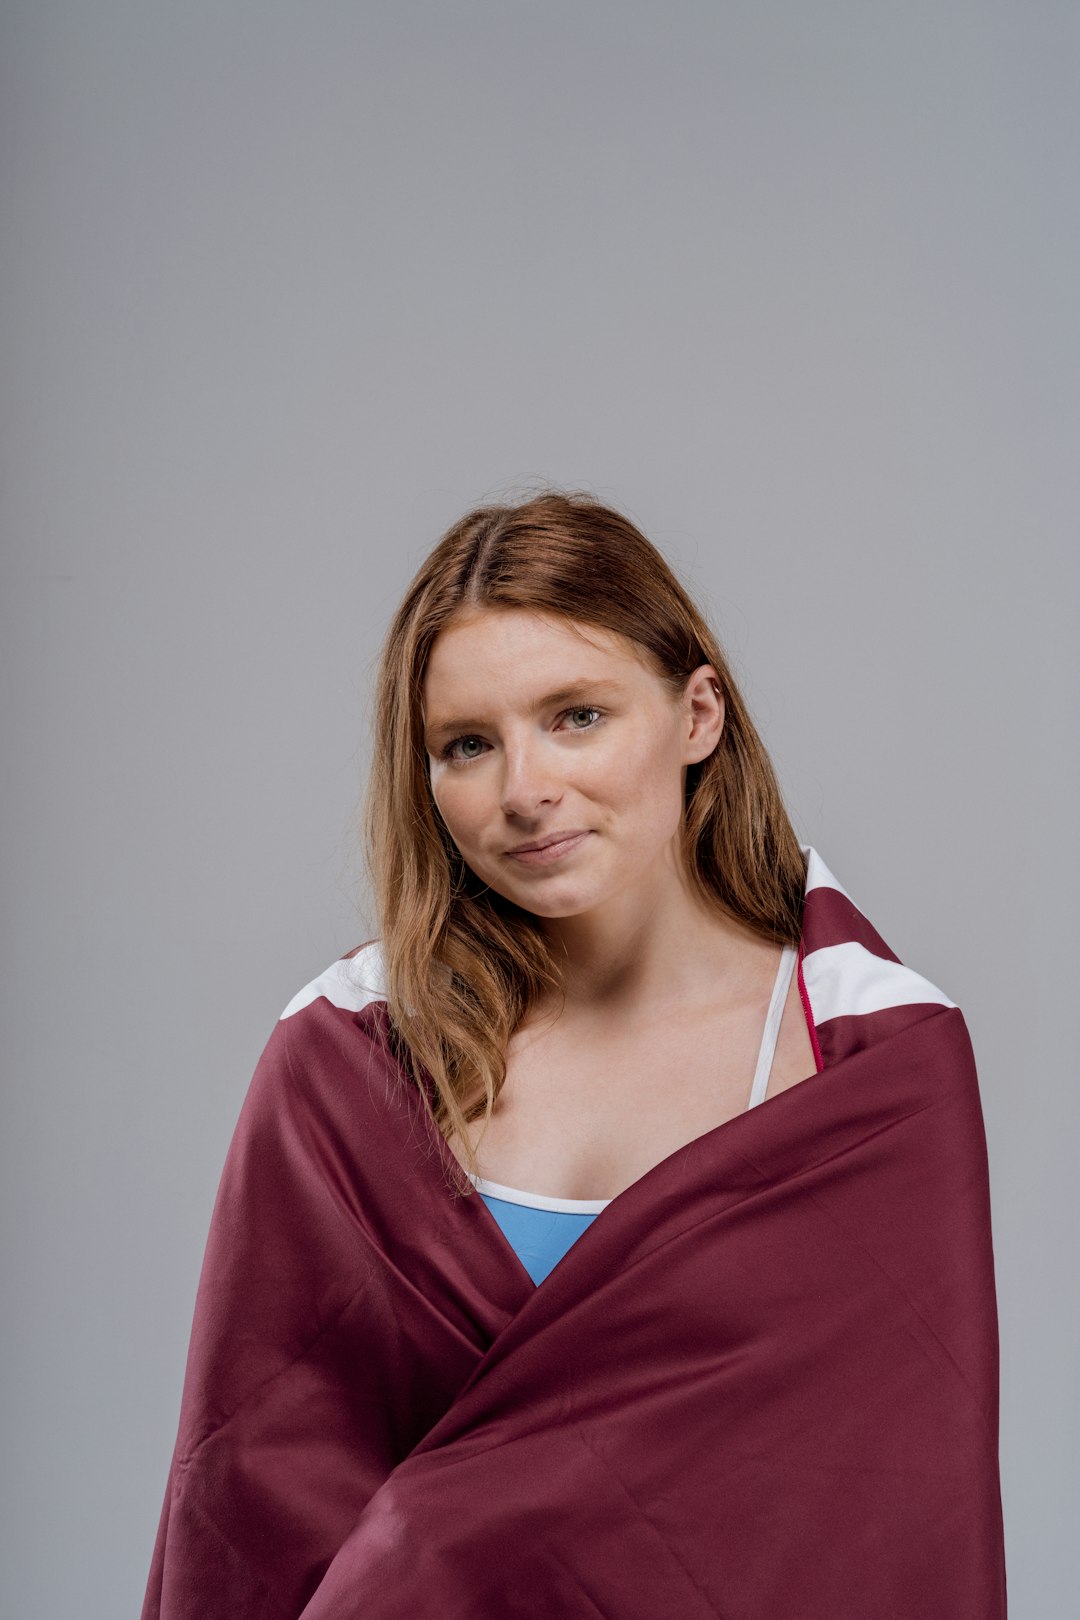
[142,847,1007,1619]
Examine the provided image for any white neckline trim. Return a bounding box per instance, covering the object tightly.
[470,1174,612,1214]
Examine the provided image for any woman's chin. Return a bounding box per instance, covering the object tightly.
[504,882,606,921]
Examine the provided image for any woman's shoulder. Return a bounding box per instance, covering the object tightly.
[799,844,959,1031]
[277,938,387,1022]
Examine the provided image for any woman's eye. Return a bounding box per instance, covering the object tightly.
[565,706,602,730]
[445,735,486,762]
[441,707,602,764]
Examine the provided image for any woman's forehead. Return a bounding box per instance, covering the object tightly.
[425,608,637,681]
[421,609,658,730]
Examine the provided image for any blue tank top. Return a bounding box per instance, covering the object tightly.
[473,944,800,1285]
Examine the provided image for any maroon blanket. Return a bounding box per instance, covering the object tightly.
[142,846,1007,1617]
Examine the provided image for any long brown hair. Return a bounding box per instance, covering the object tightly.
[362,488,806,1192]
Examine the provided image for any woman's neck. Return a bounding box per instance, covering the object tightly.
[537,861,774,1026]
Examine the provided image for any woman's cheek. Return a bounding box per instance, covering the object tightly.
[594,733,669,804]
[434,777,488,849]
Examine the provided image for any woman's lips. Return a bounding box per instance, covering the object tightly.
[504,830,592,867]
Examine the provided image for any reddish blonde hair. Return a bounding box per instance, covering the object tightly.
[363,488,806,1191]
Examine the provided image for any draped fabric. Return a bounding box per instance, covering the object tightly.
[141,846,1007,1618]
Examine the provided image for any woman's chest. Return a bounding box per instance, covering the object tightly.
[448,965,817,1202]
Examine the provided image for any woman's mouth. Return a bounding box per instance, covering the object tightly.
[504,830,593,867]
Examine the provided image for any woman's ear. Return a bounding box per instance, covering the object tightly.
[683,666,725,764]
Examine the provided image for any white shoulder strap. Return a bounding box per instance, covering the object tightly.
[746,944,799,1109]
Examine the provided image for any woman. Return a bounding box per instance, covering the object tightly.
[143,491,1007,1618]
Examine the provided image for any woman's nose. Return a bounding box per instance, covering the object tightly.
[499,739,561,817]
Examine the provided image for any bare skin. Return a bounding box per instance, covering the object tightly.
[424,606,818,1203]
[445,936,816,1201]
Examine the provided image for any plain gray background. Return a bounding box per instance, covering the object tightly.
[2,3,1076,1615]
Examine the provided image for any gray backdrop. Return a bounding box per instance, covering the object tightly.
[2,3,1076,1616]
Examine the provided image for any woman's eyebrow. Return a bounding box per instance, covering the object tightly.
[424,678,626,743]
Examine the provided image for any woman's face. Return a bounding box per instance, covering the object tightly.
[422,607,724,921]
